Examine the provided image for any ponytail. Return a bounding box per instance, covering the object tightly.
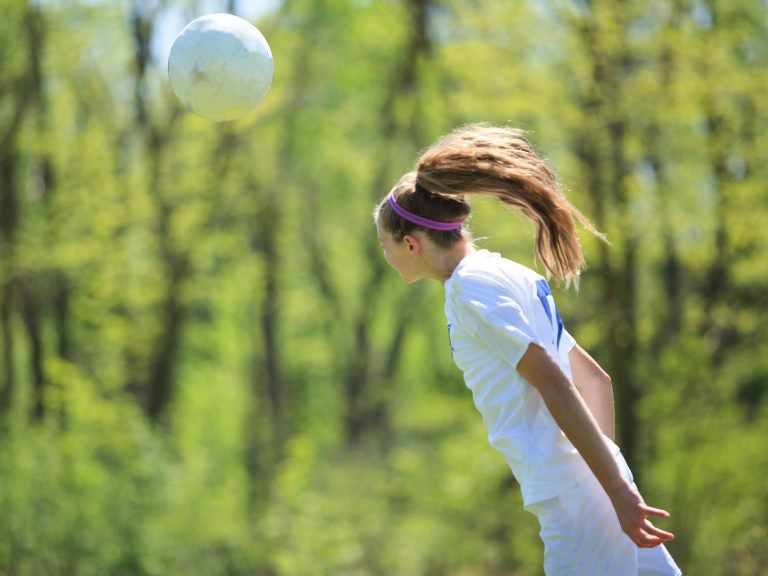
[375,124,605,285]
[415,124,605,285]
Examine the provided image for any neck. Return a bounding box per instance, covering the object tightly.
[424,239,476,283]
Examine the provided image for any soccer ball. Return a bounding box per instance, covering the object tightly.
[168,13,274,122]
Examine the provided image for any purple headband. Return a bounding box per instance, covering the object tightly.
[387,192,463,231]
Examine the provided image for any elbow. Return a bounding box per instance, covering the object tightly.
[593,371,614,402]
[573,365,613,401]
[584,359,612,392]
[599,371,613,392]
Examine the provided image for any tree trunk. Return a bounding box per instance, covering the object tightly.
[130,1,187,422]
[343,0,432,447]
[0,152,19,416]
[571,4,640,467]
[0,1,39,416]
[20,294,45,420]
[257,190,285,454]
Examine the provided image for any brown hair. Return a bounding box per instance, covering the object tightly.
[375,123,605,284]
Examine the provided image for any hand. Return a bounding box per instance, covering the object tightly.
[608,483,676,548]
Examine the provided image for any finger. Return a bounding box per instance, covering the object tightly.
[639,506,675,541]
[631,531,669,549]
[629,532,664,548]
[643,521,675,541]
[629,523,675,548]
[640,504,671,519]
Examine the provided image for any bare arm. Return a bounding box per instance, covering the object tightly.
[569,344,615,441]
[517,343,674,548]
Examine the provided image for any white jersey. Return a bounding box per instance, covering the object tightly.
[444,249,617,505]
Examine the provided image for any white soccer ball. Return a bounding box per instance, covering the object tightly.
[168,13,274,122]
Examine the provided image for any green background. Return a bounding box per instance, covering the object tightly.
[1,0,766,574]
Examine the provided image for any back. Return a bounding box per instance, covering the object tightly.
[444,249,606,505]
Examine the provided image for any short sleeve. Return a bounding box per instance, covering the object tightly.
[559,328,576,354]
[457,295,540,369]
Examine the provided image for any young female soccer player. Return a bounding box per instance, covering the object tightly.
[374,124,681,575]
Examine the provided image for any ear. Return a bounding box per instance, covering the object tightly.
[402,233,423,256]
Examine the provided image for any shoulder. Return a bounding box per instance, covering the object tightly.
[448,251,541,301]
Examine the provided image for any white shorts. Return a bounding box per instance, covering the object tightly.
[525,453,682,576]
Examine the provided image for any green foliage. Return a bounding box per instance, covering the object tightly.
[1,0,767,574]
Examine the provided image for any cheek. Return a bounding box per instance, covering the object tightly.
[380,242,399,264]
[383,248,406,274]
[387,252,404,271]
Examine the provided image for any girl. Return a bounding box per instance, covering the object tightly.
[374,124,681,575]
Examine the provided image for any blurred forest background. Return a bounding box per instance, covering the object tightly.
[1,0,767,574]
